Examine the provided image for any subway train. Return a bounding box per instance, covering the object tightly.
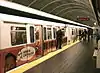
[0,1,88,73]
[0,13,86,73]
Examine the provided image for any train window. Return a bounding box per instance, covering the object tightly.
[43,27,46,40]
[30,26,34,42]
[76,29,78,34]
[47,28,52,39]
[35,26,39,41]
[62,28,65,36]
[72,29,74,35]
[11,26,27,46]
[53,28,56,39]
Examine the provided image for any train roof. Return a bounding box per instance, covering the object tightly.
[0,1,91,28]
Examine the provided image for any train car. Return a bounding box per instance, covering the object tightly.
[65,25,86,44]
[0,13,67,72]
[0,13,88,73]
[0,1,89,73]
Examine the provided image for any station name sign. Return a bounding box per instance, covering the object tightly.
[77,16,90,21]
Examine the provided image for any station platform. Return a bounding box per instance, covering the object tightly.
[7,39,95,73]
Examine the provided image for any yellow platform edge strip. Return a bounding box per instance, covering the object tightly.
[7,40,80,73]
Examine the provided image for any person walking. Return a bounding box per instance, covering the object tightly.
[82,29,87,40]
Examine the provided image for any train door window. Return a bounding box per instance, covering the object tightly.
[62,28,65,36]
[11,26,27,46]
[43,27,47,40]
[72,29,74,35]
[76,28,78,34]
[53,28,56,39]
[30,26,34,43]
[47,28,52,39]
[35,26,40,41]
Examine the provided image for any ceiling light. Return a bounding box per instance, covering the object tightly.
[94,22,96,25]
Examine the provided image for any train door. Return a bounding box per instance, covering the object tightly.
[71,27,74,42]
[76,28,78,38]
[72,28,77,42]
[52,27,57,51]
[34,25,43,57]
[66,26,71,44]
[61,27,67,46]
[75,28,78,41]
[47,26,53,53]
[43,25,53,55]
[43,26,47,55]
[26,24,43,62]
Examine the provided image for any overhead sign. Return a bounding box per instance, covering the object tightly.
[77,16,90,21]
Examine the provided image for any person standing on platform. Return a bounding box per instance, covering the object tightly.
[82,29,87,40]
[87,28,91,41]
[56,29,63,49]
[91,29,93,38]
[95,29,100,47]
[79,29,82,40]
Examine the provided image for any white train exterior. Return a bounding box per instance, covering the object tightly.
[0,1,89,73]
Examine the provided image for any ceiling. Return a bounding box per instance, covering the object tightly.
[92,0,100,26]
[7,0,97,27]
